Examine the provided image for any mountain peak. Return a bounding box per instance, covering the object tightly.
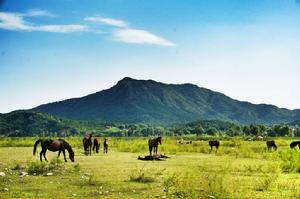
[32,78,299,124]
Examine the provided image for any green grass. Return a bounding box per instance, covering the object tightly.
[1,138,300,198]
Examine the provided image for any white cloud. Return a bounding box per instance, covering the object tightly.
[85,16,127,28]
[24,9,56,17]
[0,12,30,30]
[85,15,175,47]
[35,24,87,33]
[0,11,87,33]
[113,28,175,46]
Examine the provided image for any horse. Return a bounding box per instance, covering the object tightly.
[33,139,74,162]
[103,138,108,153]
[290,141,300,149]
[266,140,277,151]
[209,140,220,153]
[138,154,169,161]
[83,134,92,156]
[93,138,100,153]
[148,137,162,156]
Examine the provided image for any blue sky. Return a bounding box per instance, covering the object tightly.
[1,0,300,113]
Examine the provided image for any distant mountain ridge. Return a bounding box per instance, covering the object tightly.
[32,77,300,124]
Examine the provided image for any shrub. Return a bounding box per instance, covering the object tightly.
[129,167,157,183]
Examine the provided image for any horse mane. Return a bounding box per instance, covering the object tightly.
[59,139,74,154]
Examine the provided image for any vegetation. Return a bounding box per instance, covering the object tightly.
[32,77,300,124]
[1,111,300,138]
[1,138,300,198]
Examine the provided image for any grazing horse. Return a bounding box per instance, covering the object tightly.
[103,138,108,153]
[83,134,92,155]
[33,139,74,162]
[209,140,220,153]
[93,138,100,153]
[290,141,300,149]
[148,137,162,156]
[266,140,277,151]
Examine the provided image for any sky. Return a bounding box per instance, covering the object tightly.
[1,0,300,113]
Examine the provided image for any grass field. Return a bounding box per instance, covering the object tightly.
[1,137,300,198]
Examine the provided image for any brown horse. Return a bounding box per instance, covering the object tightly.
[148,137,162,156]
[83,134,92,155]
[290,141,300,149]
[103,138,108,153]
[209,140,220,153]
[33,139,74,162]
[138,154,169,161]
[266,140,277,151]
[93,138,100,153]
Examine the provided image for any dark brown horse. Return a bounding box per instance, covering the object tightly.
[266,140,277,151]
[103,138,108,153]
[290,141,300,149]
[148,137,162,156]
[209,140,220,153]
[83,134,92,156]
[33,139,74,162]
[93,138,100,153]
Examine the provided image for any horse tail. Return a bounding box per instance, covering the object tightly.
[33,139,42,155]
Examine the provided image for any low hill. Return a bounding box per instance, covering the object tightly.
[32,77,299,124]
[0,111,79,136]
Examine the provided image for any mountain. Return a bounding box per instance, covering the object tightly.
[32,77,300,124]
[0,111,79,136]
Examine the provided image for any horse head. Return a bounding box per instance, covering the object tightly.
[69,150,75,162]
[157,137,162,145]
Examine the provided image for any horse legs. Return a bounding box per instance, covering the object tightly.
[40,151,43,161]
[62,149,67,162]
[149,146,152,156]
[43,150,48,162]
[58,150,61,158]
[155,146,158,155]
[90,146,92,156]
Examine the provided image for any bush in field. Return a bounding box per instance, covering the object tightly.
[27,158,66,175]
[27,161,49,175]
[162,172,198,198]
[129,167,156,183]
[278,149,300,173]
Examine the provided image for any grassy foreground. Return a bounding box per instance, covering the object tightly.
[1,138,300,198]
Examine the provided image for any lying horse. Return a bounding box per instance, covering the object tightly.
[148,137,162,156]
[266,140,277,151]
[33,139,74,162]
[290,141,300,149]
[209,140,220,153]
[93,138,100,153]
[138,154,169,161]
[83,134,92,155]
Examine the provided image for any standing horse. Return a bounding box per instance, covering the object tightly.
[290,141,300,149]
[148,137,162,156]
[33,139,74,162]
[266,140,277,151]
[83,134,92,156]
[93,138,100,153]
[103,138,108,153]
[209,140,220,153]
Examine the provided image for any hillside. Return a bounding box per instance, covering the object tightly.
[32,77,300,124]
[0,111,80,136]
